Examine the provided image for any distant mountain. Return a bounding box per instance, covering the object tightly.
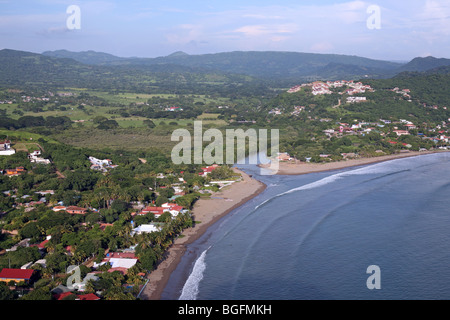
[396,56,450,73]
[42,49,404,81]
[304,62,395,81]
[42,49,125,65]
[167,51,190,57]
[0,49,263,95]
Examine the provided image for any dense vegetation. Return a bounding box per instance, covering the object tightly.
[1,48,450,300]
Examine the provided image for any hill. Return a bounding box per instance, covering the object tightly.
[0,49,264,95]
[42,49,126,65]
[396,56,450,73]
[42,50,404,81]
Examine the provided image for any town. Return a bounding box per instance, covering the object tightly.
[0,139,240,300]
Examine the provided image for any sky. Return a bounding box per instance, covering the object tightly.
[1,0,450,61]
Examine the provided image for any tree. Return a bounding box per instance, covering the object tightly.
[97,120,119,130]
[0,282,13,300]
[143,119,156,128]
[19,222,42,240]
[20,286,52,300]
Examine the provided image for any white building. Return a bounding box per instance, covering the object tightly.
[28,150,51,164]
[0,140,15,156]
[131,223,162,236]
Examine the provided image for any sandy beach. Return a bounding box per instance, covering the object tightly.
[138,149,448,300]
[139,167,266,300]
[261,150,449,175]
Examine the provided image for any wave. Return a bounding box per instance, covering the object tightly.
[255,158,417,210]
[178,247,210,300]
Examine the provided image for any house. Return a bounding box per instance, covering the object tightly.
[5,167,26,177]
[0,140,15,156]
[89,156,118,172]
[140,206,167,218]
[28,150,50,164]
[54,292,101,300]
[65,206,88,215]
[93,252,138,273]
[161,203,185,216]
[199,164,219,177]
[393,130,410,136]
[347,96,367,103]
[405,124,417,130]
[131,223,162,236]
[276,153,294,161]
[0,268,34,284]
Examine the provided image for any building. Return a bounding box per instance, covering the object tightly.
[0,140,15,156]
[89,156,118,172]
[0,268,34,284]
[4,167,26,177]
[347,97,367,103]
[93,252,138,274]
[393,130,410,137]
[276,153,294,161]
[140,206,166,218]
[28,150,51,164]
[54,292,101,300]
[131,223,162,236]
[65,206,88,215]
[161,203,184,217]
[199,164,219,177]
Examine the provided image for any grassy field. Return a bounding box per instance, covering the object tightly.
[0,129,58,144]
[1,90,230,152]
[51,127,180,153]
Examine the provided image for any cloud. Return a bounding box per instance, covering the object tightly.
[234,24,297,37]
[310,42,335,53]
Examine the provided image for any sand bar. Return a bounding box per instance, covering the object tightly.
[139,167,266,300]
[261,150,450,176]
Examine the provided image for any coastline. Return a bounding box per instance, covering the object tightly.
[138,149,448,300]
[139,167,266,300]
[261,150,450,175]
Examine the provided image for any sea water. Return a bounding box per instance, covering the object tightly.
[162,152,450,300]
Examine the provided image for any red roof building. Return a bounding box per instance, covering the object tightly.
[54,292,101,300]
[0,268,34,284]
[65,206,88,215]
[140,206,166,217]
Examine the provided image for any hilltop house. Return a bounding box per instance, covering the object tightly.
[28,150,51,164]
[89,156,118,172]
[0,140,15,156]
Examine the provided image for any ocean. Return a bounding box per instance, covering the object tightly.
[162,152,450,300]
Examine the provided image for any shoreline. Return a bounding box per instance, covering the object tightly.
[261,150,450,175]
[139,167,266,300]
[139,149,448,300]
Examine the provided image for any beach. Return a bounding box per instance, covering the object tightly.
[139,167,266,300]
[261,150,449,175]
[139,149,448,300]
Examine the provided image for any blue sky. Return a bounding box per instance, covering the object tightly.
[1,0,449,61]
